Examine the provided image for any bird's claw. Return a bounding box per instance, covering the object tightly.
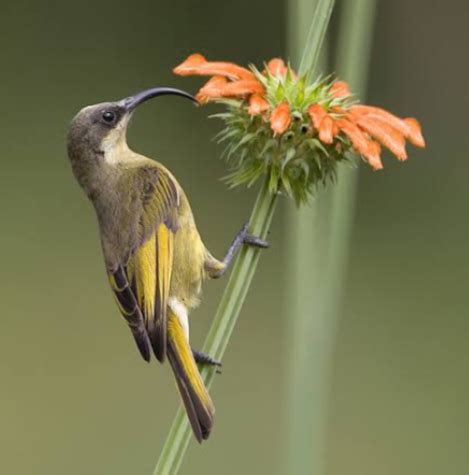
[243,234,270,248]
[193,349,222,373]
[240,222,270,249]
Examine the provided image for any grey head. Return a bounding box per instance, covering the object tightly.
[66,87,196,197]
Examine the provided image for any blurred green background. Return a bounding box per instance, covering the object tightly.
[1,1,468,474]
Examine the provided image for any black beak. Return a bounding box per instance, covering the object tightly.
[120,87,197,112]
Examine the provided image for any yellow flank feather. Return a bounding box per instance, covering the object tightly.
[167,311,213,407]
[157,223,173,315]
[135,233,156,319]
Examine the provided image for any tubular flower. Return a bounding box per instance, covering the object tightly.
[270,102,292,135]
[173,53,255,81]
[174,54,425,204]
[318,115,335,144]
[196,76,264,104]
[248,94,270,116]
[308,104,328,129]
[330,80,351,98]
[266,58,289,77]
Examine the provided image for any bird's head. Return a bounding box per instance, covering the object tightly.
[67,87,196,193]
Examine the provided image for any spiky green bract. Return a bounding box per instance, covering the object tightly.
[211,70,355,205]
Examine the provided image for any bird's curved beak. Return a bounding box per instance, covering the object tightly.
[120,87,198,112]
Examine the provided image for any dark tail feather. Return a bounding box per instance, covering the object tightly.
[130,324,151,362]
[147,314,166,363]
[167,311,214,442]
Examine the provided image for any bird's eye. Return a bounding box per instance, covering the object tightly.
[102,111,116,123]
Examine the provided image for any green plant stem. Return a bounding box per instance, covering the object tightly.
[297,0,335,79]
[285,0,377,474]
[153,177,277,475]
[285,2,334,474]
[321,0,378,335]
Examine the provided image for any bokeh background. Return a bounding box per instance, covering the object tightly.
[1,1,468,474]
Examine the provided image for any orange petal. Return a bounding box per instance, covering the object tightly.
[248,94,270,116]
[196,77,264,103]
[403,118,426,148]
[366,141,384,170]
[330,80,351,98]
[330,106,346,114]
[350,105,425,148]
[223,79,264,96]
[354,115,408,161]
[270,102,291,135]
[219,79,264,97]
[336,119,383,170]
[174,53,255,81]
[332,121,339,137]
[308,104,328,130]
[266,58,288,76]
[195,76,228,103]
[318,116,335,144]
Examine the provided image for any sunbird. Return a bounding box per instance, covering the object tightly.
[66,87,268,442]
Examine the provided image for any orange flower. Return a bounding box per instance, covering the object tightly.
[330,80,351,98]
[306,80,424,169]
[270,102,292,135]
[266,58,288,77]
[248,94,270,116]
[336,118,383,170]
[366,141,384,171]
[196,76,264,104]
[350,105,425,148]
[174,55,425,173]
[318,115,335,144]
[354,115,407,161]
[173,53,255,81]
[308,104,328,130]
[403,118,425,147]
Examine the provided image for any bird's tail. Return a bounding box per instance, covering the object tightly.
[167,309,215,442]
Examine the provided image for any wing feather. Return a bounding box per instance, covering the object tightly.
[107,165,179,362]
[148,222,174,361]
[134,232,157,319]
[109,266,151,362]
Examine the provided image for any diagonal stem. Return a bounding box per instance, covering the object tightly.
[153,178,277,475]
[298,0,336,79]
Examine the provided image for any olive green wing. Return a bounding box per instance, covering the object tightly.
[109,166,179,363]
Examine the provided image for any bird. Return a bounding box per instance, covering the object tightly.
[66,87,269,442]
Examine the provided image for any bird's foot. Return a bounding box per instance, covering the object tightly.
[240,222,270,249]
[208,223,270,279]
[192,348,222,374]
